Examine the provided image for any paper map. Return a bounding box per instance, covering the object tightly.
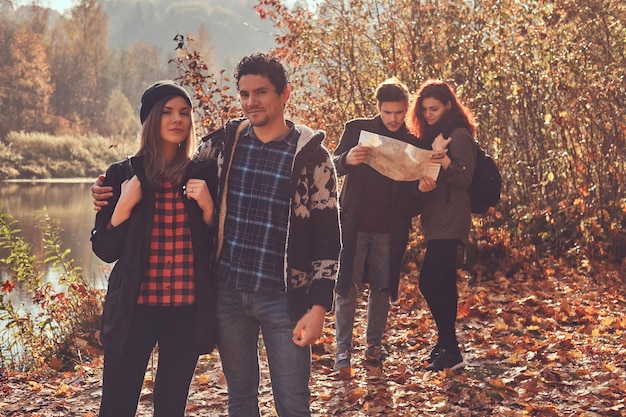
[358,130,441,181]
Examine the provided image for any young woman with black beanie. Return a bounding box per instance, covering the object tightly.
[91,80,218,416]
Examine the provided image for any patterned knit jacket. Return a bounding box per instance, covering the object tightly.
[194,118,341,320]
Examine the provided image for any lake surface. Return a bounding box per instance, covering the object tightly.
[0,180,110,301]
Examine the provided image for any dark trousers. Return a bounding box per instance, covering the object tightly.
[419,239,460,349]
[99,304,199,417]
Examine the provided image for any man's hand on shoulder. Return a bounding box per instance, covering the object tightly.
[92,174,113,211]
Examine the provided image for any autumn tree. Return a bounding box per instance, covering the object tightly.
[171,34,241,138]
[0,10,18,136]
[0,5,53,134]
[49,0,110,133]
[102,89,137,138]
[254,0,626,264]
[109,42,171,119]
[253,0,484,144]
[188,23,216,72]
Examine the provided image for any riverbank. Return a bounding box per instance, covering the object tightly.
[0,181,107,289]
[0,131,136,181]
[2,178,96,183]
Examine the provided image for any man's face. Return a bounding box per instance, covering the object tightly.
[378,101,408,132]
[238,74,289,127]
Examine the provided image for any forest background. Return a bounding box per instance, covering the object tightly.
[1,0,624,265]
[0,0,625,415]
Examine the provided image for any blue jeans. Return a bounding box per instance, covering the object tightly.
[216,282,311,417]
[335,232,391,353]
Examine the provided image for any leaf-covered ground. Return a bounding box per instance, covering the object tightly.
[1,261,625,416]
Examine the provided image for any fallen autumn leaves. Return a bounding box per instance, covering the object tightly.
[1,261,624,416]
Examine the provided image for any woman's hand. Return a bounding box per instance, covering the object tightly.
[185,179,215,227]
[432,134,452,169]
[110,176,142,226]
[432,134,451,153]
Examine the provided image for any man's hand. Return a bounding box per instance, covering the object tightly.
[345,145,372,166]
[292,305,326,347]
[419,176,437,192]
[92,174,113,211]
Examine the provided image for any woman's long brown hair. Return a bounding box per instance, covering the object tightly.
[407,79,476,141]
[136,95,196,189]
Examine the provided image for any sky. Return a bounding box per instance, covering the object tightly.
[42,0,307,14]
[45,0,74,13]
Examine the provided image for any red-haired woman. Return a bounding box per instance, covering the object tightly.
[407,79,476,371]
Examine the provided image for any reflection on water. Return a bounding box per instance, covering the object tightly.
[0,181,111,306]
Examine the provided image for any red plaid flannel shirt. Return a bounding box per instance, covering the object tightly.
[137,180,195,306]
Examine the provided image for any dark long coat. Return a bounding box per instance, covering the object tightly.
[90,155,218,355]
[333,116,427,300]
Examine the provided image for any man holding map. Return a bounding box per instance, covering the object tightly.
[332,77,437,373]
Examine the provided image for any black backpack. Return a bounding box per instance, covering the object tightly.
[469,142,501,214]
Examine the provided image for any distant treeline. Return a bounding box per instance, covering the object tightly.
[1,0,625,265]
[0,1,171,138]
[0,0,275,138]
[0,131,137,179]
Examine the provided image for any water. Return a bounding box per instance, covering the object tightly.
[0,180,111,305]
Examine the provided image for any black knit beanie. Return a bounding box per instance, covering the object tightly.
[139,80,192,123]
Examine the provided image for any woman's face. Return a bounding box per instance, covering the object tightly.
[421,97,450,126]
[159,96,191,146]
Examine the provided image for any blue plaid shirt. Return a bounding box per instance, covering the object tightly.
[216,123,298,293]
